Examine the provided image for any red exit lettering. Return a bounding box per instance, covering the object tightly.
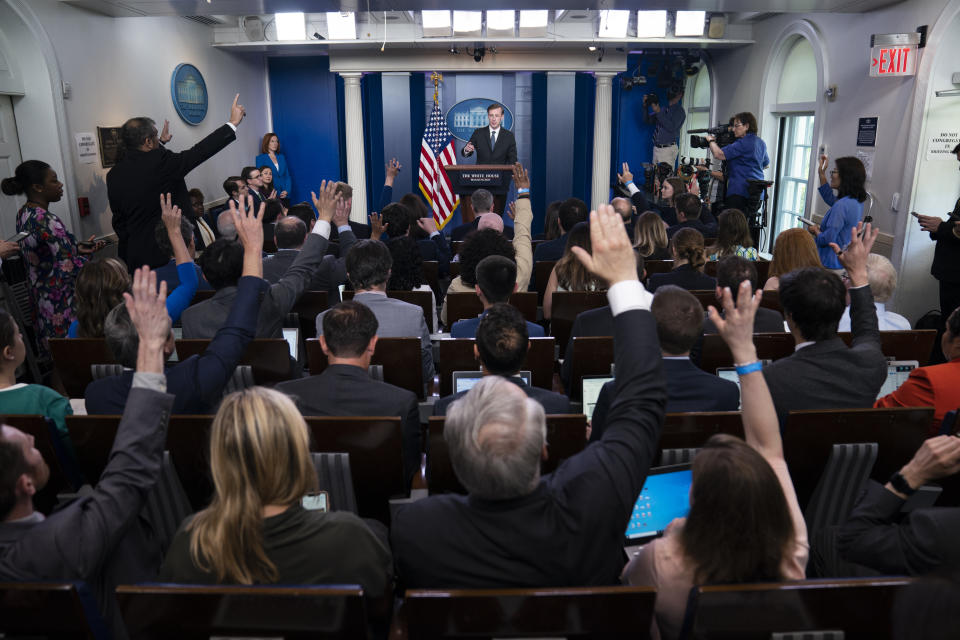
[874,47,910,74]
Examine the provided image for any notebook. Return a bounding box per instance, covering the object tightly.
[452,370,532,394]
[582,375,614,421]
[624,464,694,547]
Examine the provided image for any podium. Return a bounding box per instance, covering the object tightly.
[444,165,514,224]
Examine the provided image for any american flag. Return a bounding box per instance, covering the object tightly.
[418,101,459,228]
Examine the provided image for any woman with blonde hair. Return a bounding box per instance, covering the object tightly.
[160,387,392,591]
[764,228,822,291]
[633,211,671,260]
[543,221,607,319]
[647,228,716,292]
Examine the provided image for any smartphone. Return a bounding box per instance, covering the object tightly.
[78,233,117,247]
[5,231,29,243]
[301,491,329,512]
[798,217,817,226]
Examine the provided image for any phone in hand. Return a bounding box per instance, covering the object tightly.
[5,231,29,243]
[78,233,117,248]
[798,217,817,227]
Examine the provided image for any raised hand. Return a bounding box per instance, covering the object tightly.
[369,212,388,241]
[505,200,515,221]
[818,154,829,174]
[310,180,339,223]
[417,216,438,235]
[617,162,633,185]
[160,192,181,230]
[707,280,762,365]
[229,195,265,252]
[829,221,879,288]
[332,198,350,229]
[159,119,172,144]
[463,141,475,155]
[385,158,402,185]
[512,162,530,190]
[229,93,246,126]
[570,203,636,286]
[0,240,19,259]
[123,266,170,373]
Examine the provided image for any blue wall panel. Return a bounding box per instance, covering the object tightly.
[267,56,342,206]
[363,73,384,214]
[572,73,596,204]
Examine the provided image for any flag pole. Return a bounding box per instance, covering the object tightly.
[431,71,442,104]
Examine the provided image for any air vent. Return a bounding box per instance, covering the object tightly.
[183,15,223,26]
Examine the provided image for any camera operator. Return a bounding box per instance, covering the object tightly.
[704,112,769,214]
[644,85,686,168]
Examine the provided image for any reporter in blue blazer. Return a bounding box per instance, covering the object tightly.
[255,132,292,198]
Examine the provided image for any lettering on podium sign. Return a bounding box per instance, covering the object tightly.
[459,170,505,186]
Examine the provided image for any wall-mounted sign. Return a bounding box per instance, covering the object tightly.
[869,32,921,77]
[96,126,122,168]
[926,130,960,161]
[170,63,208,125]
[75,132,97,164]
[445,98,514,143]
[856,117,878,147]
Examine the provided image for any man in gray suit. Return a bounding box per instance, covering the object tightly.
[262,215,355,299]
[762,223,887,428]
[316,239,434,386]
[182,183,347,338]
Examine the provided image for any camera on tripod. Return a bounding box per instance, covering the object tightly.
[677,156,712,196]
[689,124,735,149]
[642,93,659,107]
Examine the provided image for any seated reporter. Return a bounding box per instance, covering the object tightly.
[623,280,807,640]
[392,203,665,588]
[647,228,716,293]
[543,221,608,320]
[838,253,910,332]
[434,303,569,416]
[703,256,784,334]
[666,192,718,239]
[159,386,392,593]
[450,255,543,339]
[0,267,176,637]
[85,200,268,414]
[262,213,355,301]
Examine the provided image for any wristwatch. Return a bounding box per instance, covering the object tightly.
[888,471,918,496]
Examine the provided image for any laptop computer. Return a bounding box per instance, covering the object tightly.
[716,367,741,410]
[876,360,918,400]
[624,463,694,556]
[452,370,532,394]
[282,326,300,361]
[582,375,614,422]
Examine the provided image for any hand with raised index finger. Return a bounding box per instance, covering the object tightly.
[229,93,246,126]
[570,203,636,286]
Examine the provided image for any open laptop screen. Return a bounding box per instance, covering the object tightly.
[876,361,918,400]
[625,464,693,544]
[282,327,300,361]
[453,371,532,394]
[582,375,613,421]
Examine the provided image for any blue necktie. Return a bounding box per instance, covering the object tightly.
[490,130,496,151]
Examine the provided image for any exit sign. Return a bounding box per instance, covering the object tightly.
[870,44,917,76]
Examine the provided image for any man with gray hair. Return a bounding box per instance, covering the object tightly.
[450,188,514,241]
[838,253,910,331]
[392,203,666,588]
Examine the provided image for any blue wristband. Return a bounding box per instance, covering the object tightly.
[517,187,530,195]
[735,361,763,376]
[626,180,635,186]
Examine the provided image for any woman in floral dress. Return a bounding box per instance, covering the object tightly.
[1,160,103,348]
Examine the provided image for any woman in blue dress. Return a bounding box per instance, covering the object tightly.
[255,133,291,201]
[810,155,867,271]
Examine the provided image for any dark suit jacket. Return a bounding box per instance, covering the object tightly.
[85,276,266,414]
[449,218,514,242]
[432,376,570,416]
[418,233,452,276]
[0,386,174,636]
[391,305,665,588]
[154,259,213,292]
[703,306,784,334]
[533,233,568,262]
[590,357,739,441]
[107,124,236,270]
[331,221,371,241]
[763,285,887,428]
[647,264,717,293]
[276,364,421,488]
[560,305,616,393]
[263,228,355,299]
[182,232,330,339]
[462,127,517,165]
[667,218,718,239]
[931,220,960,283]
[838,480,960,575]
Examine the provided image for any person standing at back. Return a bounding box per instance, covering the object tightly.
[644,85,686,169]
[107,95,246,271]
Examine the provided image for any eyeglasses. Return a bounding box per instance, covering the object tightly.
[830,170,839,176]
[732,122,745,128]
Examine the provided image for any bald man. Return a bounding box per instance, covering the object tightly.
[612,197,636,236]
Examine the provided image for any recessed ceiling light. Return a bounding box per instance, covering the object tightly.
[598,10,629,39]
[636,10,667,38]
[675,11,706,37]
[325,12,356,40]
[422,10,451,37]
[487,10,515,35]
[275,12,305,41]
[453,11,482,35]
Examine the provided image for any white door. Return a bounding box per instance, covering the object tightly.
[0,95,23,241]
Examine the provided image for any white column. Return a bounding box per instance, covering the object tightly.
[591,72,616,211]
[340,72,367,224]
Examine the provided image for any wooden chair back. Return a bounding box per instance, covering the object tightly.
[175,339,292,386]
[305,337,425,399]
[451,240,465,256]
[657,412,744,463]
[697,332,795,374]
[533,260,557,305]
[48,338,116,398]
[680,577,913,640]
[304,416,405,524]
[700,260,771,283]
[838,329,938,366]
[422,261,440,296]
[342,289,436,333]
[0,582,110,639]
[783,406,933,509]
[436,337,554,397]
[550,292,610,358]
[444,292,538,326]
[116,584,367,640]
[400,586,656,640]
[427,414,587,495]
[291,290,330,339]
[568,337,615,401]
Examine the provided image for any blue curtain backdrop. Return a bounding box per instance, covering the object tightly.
[267,57,343,206]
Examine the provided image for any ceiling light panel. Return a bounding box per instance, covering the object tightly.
[675,11,706,37]
[636,10,667,38]
[519,10,548,37]
[453,11,482,36]
[422,10,451,37]
[275,12,305,41]
[325,12,356,40]
[486,10,515,36]
[598,10,629,39]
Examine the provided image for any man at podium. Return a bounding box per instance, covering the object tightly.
[461,103,517,165]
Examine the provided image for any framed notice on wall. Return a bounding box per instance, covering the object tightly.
[97,126,123,168]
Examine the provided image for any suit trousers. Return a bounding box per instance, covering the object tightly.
[652,144,679,168]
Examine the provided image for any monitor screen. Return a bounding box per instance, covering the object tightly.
[876,361,918,400]
[582,376,613,421]
[453,371,531,394]
[625,466,694,542]
[282,327,299,361]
